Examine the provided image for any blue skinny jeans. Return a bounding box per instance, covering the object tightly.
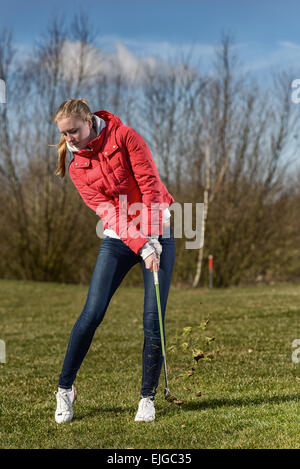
[58,226,175,399]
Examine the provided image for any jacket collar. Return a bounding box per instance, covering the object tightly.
[71,110,122,168]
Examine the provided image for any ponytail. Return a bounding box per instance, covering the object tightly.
[55,134,67,178]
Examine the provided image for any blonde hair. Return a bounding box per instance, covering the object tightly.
[52,98,93,178]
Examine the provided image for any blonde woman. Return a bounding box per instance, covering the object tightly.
[53,99,175,423]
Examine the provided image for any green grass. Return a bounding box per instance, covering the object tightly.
[0,279,299,449]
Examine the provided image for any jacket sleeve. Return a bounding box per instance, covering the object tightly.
[68,163,149,254]
[119,126,165,237]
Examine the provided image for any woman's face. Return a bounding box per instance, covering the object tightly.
[57,116,93,150]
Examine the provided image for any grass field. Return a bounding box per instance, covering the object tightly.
[0,278,299,449]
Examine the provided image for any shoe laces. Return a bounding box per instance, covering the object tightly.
[140,397,154,410]
[56,391,72,413]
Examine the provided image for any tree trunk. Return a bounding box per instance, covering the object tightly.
[193,140,210,287]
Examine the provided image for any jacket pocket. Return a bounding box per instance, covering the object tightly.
[106,151,129,187]
[85,165,110,195]
[108,168,129,194]
[86,165,103,185]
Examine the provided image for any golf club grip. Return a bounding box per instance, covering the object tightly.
[153,270,159,285]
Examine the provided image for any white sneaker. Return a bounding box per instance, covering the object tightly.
[55,386,77,423]
[134,397,155,422]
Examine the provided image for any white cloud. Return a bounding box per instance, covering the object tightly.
[59,37,200,86]
[115,42,141,83]
[279,41,300,52]
[97,34,216,68]
[241,41,300,74]
[18,35,300,86]
[60,39,104,80]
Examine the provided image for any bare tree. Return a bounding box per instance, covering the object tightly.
[192,140,210,287]
[191,34,237,286]
[0,15,103,282]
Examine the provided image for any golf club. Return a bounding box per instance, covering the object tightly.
[153,269,183,405]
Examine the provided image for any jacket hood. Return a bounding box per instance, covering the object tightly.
[94,110,123,128]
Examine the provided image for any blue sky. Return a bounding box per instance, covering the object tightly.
[1,0,299,46]
[1,0,300,77]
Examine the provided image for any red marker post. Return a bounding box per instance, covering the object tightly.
[208,255,213,289]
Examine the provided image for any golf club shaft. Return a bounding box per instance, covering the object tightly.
[153,270,169,392]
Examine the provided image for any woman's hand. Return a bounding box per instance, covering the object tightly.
[144,252,160,272]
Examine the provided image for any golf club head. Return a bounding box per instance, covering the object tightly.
[165,388,184,405]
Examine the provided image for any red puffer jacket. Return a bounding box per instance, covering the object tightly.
[68,110,175,254]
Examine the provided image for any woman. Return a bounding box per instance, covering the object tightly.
[53,99,175,423]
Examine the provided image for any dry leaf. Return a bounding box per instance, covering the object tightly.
[193,350,205,362]
[199,319,210,330]
[182,327,192,336]
[205,336,216,345]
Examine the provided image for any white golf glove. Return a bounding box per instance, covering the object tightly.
[139,237,162,261]
[148,237,162,256]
